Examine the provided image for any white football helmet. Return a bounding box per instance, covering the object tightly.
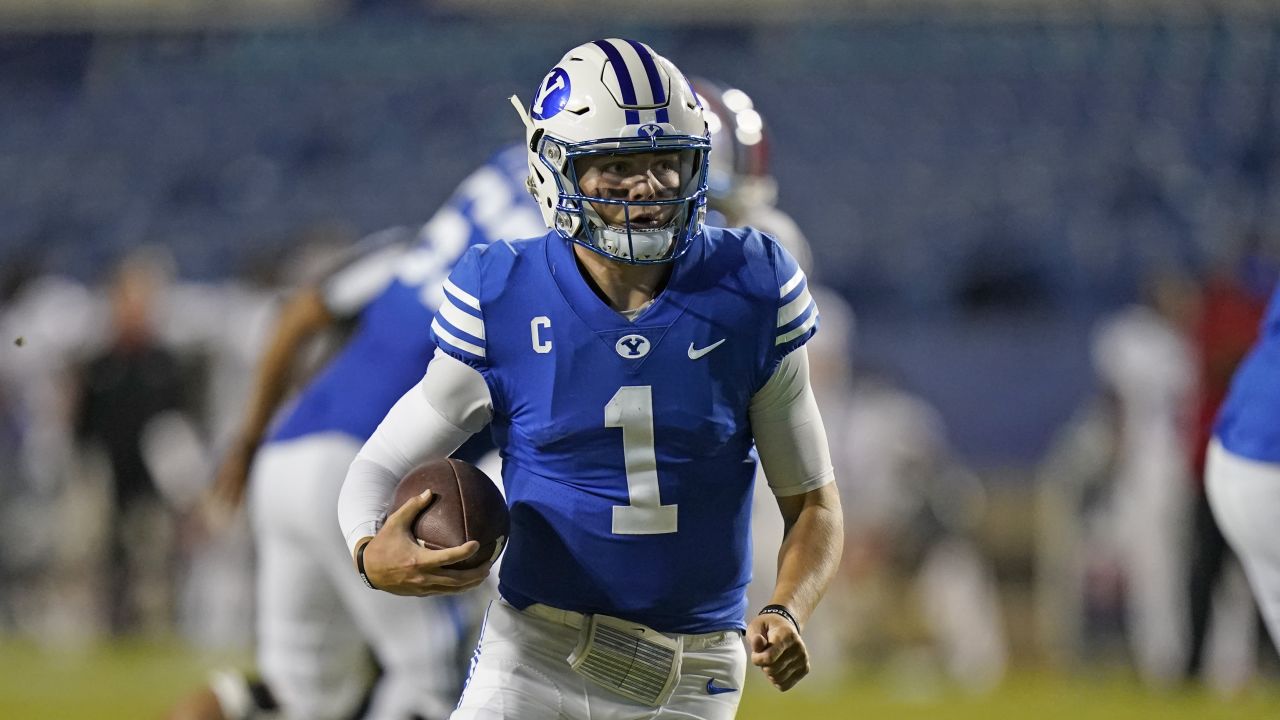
[512,39,711,264]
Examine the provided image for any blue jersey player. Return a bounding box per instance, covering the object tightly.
[339,39,844,719]
[1207,283,1280,656]
[181,145,544,720]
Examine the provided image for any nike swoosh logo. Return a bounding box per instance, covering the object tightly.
[687,339,726,360]
[705,678,737,695]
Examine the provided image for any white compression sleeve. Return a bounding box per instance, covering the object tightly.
[337,350,494,555]
[750,346,836,497]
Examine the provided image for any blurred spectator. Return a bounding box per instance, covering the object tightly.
[73,250,197,636]
[1090,272,1199,687]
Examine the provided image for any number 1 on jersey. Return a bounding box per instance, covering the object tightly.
[605,386,678,534]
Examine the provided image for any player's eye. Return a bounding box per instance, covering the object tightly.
[604,162,632,176]
[652,154,679,170]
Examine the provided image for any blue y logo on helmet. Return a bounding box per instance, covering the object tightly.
[637,124,664,138]
[531,68,571,121]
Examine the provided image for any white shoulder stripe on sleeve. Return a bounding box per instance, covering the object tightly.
[443,277,481,310]
[779,267,805,298]
[777,286,814,328]
[775,310,819,346]
[432,319,487,358]
[439,295,485,341]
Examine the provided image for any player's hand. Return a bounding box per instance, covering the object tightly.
[361,490,493,596]
[746,612,810,692]
[196,437,257,536]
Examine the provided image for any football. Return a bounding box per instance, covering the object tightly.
[390,458,509,570]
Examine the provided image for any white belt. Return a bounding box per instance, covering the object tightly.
[519,602,739,651]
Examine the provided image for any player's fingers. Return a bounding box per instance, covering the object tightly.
[745,619,771,658]
[455,575,491,592]
[385,489,435,528]
[427,575,490,595]
[413,539,480,569]
[413,565,490,589]
[769,659,811,692]
[773,643,812,683]
[763,648,806,678]
[751,646,782,666]
[751,635,790,666]
[419,567,491,593]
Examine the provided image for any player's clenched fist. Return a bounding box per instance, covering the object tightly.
[746,613,811,692]
[357,490,492,596]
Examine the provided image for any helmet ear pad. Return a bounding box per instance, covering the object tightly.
[517,38,712,265]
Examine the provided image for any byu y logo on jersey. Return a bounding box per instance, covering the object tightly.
[531,68,571,120]
[615,334,651,359]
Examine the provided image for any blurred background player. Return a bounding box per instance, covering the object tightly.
[690,77,812,272]
[1088,272,1199,686]
[169,145,544,720]
[836,365,1008,693]
[1207,276,1280,661]
[1186,239,1275,683]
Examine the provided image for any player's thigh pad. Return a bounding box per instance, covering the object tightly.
[1206,438,1280,653]
[452,600,579,719]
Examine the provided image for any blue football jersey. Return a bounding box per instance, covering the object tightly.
[1215,283,1280,462]
[430,226,819,633]
[269,144,542,443]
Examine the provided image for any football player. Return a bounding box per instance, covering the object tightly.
[169,145,545,720]
[1206,281,1280,656]
[340,39,844,719]
[690,77,813,273]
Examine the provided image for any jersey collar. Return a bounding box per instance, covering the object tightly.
[545,230,703,336]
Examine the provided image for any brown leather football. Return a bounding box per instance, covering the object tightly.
[390,458,509,570]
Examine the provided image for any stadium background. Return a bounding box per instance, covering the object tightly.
[3,0,1280,717]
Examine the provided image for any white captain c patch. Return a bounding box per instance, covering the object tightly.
[531,316,552,354]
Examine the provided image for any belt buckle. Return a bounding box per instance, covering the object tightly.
[567,613,682,707]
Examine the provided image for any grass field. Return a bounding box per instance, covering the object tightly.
[0,641,1276,719]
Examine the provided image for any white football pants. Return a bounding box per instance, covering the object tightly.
[1206,438,1280,656]
[452,599,746,720]
[251,433,468,720]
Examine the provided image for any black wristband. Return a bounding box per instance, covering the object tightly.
[356,541,376,590]
[758,604,800,632]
